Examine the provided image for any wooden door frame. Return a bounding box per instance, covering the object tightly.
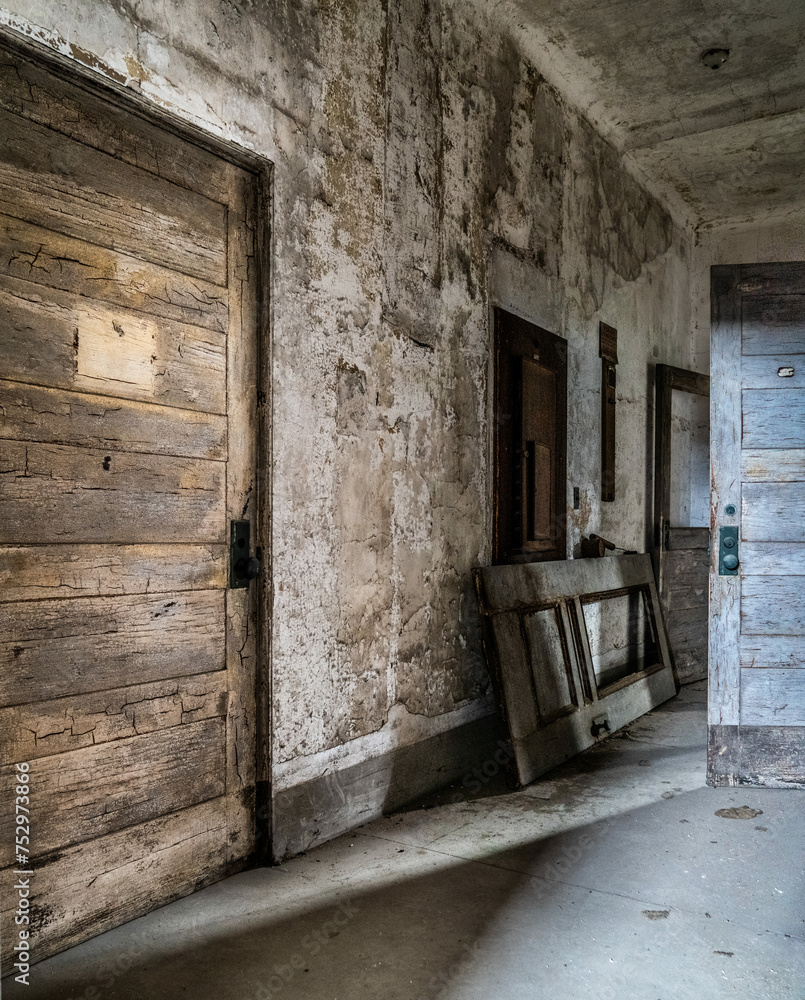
[0,25,274,862]
[492,307,568,565]
[653,363,710,554]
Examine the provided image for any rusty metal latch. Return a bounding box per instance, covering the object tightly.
[230,519,261,589]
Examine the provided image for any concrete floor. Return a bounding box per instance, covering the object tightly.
[5,682,804,999]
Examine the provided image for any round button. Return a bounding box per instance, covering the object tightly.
[725,504,736,516]
[723,536,736,548]
[723,554,739,570]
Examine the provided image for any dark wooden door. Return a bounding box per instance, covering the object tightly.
[493,309,567,564]
[653,364,710,684]
[0,41,263,963]
[709,263,805,787]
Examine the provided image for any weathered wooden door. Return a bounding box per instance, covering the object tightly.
[709,263,805,786]
[0,39,264,964]
[653,364,710,684]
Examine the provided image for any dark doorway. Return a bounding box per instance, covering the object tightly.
[493,308,567,565]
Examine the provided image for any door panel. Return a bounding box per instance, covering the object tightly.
[0,41,262,964]
[652,365,710,684]
[709,263,805,787]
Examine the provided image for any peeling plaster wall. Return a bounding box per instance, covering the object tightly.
[2,0,694,847]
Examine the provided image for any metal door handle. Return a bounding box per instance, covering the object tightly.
[230,520,261,588]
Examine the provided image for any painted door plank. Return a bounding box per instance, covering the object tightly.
[742,389,805,448]
[741,669,805,726]
[709,265,742,725]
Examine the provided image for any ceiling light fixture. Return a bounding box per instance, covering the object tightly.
[701,47,731,70]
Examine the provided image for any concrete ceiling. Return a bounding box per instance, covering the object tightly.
[492,0,805,228]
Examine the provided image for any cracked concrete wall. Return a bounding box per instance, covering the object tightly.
[2,0,694,835]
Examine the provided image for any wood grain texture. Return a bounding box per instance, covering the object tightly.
[0,276,227,412]
[741,542,805,576]
[709,264,741,725]
[742,449,805,482]
[0,543,226,602]
[0,381,227,460]
[666,527,710,550]
[742,355,805,389]
[0,441,225,544]
[0,798,228,968]
[741,294,805,355]
[741,636,805,670]
[0,212,228,333]
[708,724,805,788]
[0,107,227,284]
[0,671,227,761]
[0,591,225,706]
[0,48,236,203]
[741,576,805,635]
[742,482,805,542]
[742,389,805,448]
[223,170,260,867]
[0,717,225,865]
[741,668,805,725]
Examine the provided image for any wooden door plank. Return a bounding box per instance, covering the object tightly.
[742,355,805,388]
[0,381,227,460]
[0,441,225,544]
[0,798,228,966]
[0,591,225,706]
[741,636,805,669]
[742,449,805,482]
[666,527,710,550]
[0,543,226,602]
[742,389,805,448]
[0,108,227,285]
[743,482,805,542]
[741,668,805,725]
[659,548,709,588]
[0,671,227,761]
[0,277,227,413]
[490,612,539,740]
[741,294,805,354]
[0,49,236,203]
[0,717,225,865]
[709,265,742,725]
[741,576,805,635]
[741,542,805,576]
[0,212,228,333]
[663,585,708,612]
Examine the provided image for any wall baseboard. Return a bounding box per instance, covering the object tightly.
[271,712,503,861]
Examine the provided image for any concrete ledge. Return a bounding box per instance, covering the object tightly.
[271,712,503,861]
